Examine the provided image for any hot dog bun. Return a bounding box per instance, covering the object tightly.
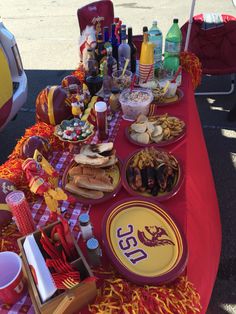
[80,143,114,157]
[65,183,104,199]
[74,175,114,192]
[68,165,106,177]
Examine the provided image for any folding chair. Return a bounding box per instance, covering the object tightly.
[181,13,236,95]
[77,0,144,58]
[77,0,114,34]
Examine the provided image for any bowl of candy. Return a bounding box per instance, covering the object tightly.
[54,118,94,143]
[119,88,153,121]
[112,70,132,91]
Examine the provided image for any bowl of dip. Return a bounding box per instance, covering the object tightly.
[119,88,153,121]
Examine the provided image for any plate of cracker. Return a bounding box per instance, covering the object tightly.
[153,88,184,106]
[125,113,186,147]
[62,142,122,204]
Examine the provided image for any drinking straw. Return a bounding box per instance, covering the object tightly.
[130,74,137,92]
[143,64,154,83]
[121,59,130,77]
[163,81,170,94]
[171,66,182,83]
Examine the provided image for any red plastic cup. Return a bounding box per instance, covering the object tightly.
[0,251,27,304]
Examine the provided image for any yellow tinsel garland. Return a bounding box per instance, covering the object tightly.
[89,267,202,314]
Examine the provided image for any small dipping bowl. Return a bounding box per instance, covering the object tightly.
[112,70,132,91]
[119,88,153,121]
[159,80,177,99]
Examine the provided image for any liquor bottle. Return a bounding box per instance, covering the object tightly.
[106,46,117,76]
[84,48,98,77]
[164,18,182,58]
[114,17,122,44]
[85,70,103,96]
[102,61,112,100]
[127,27,137,74]
[139,26,154,82]
[118,25,131,70]
[110,23,119,62]
[103,26,110,49]
[96,33,106,66]
[148,20,163,70]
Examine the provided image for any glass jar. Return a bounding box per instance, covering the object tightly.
[86,237,102,267]
[79,213,93,241]
[109,87,120,113]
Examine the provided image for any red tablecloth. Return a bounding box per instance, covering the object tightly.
[90,72,221,313]
[0,71,221,314]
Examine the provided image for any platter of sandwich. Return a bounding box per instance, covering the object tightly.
[62,142,122,204]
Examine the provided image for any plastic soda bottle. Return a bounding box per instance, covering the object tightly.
[148,21,163,70]
[163,56,182,86]
[164,18,182,85]
[164,18,182,58]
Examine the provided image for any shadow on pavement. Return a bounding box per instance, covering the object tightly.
[195,75,236,313]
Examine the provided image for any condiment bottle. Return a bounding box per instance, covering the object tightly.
[86,237,102,267]
[109,87,120,113]
[71,96,82,118]
[79,213,93,241]
[95,101,108,140]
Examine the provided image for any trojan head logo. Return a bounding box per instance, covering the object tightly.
[137,226,175,247]
[14,280,24,294]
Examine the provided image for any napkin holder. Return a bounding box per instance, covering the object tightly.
[18,221,97,314]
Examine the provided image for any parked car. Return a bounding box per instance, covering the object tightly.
[0,19,27,131]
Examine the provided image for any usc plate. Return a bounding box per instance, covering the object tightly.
[102,197,188,285]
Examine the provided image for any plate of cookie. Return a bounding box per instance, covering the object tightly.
[125,113,186,147]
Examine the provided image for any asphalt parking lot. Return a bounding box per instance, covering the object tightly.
[0,1,236,313]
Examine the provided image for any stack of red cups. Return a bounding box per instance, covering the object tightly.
[6,190,36,235]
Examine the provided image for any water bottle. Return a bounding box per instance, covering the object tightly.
[148,21,163,70]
